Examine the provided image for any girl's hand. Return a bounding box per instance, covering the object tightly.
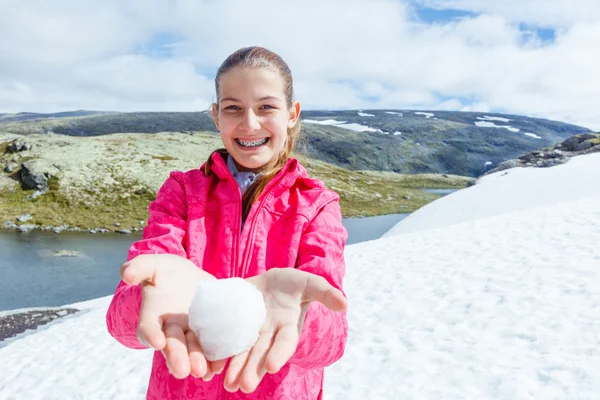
[120,254,227,380]
[224,268,348,394]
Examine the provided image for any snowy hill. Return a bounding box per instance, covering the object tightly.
[1,154,599,399]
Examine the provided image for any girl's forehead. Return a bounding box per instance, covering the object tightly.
[218,67,286,101]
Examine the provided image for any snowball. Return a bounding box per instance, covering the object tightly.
[188,278,266,361]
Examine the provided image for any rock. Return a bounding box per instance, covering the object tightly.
[139,220,145,225]
[54,250,80,257]
[98,228,110,233]
[114,222,120,227]
[560,134,595,151]
[537,159,566,168]
[118,229,132,234]
[466,179,477,187]
[20,162,49,191]
[88,229,96,234]
[17,224,37,232]
[7,140,31,153]
[3,221,17,229]
[544,149,564,159]
[574,140,593,152]
[403,195,411,200]
[16,213,32,222]
[4,163,17,173]
[24,190,45,201]
[53,228,62,234]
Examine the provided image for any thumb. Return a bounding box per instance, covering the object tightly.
[304,274,348,312]
[120,255,157,286]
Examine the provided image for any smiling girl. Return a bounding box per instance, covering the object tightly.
[106,47,348,400]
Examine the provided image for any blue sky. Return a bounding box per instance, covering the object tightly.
[0,0,598,129]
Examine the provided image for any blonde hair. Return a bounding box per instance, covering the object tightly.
[204,46,301,221]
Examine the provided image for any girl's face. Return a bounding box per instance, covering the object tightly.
[212,67,300,172]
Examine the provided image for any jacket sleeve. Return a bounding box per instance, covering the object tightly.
[105,172,189,349]
[287,198,349,369]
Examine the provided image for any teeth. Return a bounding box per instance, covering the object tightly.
[237,138,268,147]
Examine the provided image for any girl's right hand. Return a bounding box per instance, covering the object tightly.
[120,254,227,380]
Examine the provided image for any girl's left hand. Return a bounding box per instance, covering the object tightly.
[223,268,348,394]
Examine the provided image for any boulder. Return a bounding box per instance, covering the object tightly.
[574,140,593,152]
[20,162,49,191]
[16,214,32,222]
[7,140,32,153]
[4,163,17,173]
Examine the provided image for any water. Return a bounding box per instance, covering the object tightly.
[422,188,459,196]
[0,213,409,311]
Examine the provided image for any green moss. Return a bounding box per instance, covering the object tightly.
[585,137,600,146]
[151,154,178,161]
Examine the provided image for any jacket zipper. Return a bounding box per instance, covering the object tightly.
[238,165,291,278]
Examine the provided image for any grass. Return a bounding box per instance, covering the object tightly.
[298,156,469,217]
[0,132,471,230]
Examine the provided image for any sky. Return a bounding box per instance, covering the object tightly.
[1,152,599,399]
[0,0,599,130]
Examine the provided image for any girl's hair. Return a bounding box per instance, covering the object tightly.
[204,46,301,221]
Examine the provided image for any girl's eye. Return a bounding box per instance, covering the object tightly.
[224,105,240,110]
[261,105,275,110]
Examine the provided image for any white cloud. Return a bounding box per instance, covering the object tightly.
[0,0,599,130]
[414,0,600,28]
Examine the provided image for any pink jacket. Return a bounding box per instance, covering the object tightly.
[106,153,348,400]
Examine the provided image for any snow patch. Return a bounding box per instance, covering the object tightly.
[358,112,375,117]
[475,121,520,132]
[414,112,434,118]
[524,132,542,139]
[477,115,513,123]
[302,119,347,126]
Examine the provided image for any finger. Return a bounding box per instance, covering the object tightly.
[164,321,191,379]
[304,274,348,312]
[240,332,274,394]
[264,324,299,374]
[224,350,250,393]
[137,303,166,350]
[120,256,157,285]
[209,358,227,376]
[186,330,207,378]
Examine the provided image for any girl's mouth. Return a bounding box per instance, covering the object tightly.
[235,138,270,148]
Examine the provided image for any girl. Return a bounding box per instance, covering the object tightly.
[106,46,348,400]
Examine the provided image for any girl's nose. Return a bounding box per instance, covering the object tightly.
[241,109,261,132]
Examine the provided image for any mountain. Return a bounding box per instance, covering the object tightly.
[0,110,591,177]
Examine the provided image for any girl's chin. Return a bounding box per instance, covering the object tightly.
[233,154,274,172]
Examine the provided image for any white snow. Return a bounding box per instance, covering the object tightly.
[2,153,600,399]
[303,119,387,134]
[393,131,402,136]
[415,112,435,118]
[302,119,347,126]
[477,115,513,123]
[357,112,375,117]
[385,111,403,116]
[189,278,266,361]
[484,161,493,166]
[475,121,520,132]
[525,132,542,139]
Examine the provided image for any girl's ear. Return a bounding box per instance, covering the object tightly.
[211,103,220,130]
[288,101,301,129]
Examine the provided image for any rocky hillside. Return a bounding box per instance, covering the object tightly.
[0,110,590,177]
[480,132,600,177]
[0,131,469,233]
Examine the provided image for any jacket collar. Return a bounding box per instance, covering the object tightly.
[209,151,306,192]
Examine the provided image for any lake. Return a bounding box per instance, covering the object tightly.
[0,213,409,311]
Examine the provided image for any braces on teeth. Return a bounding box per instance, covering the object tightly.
[238,138,268,147]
